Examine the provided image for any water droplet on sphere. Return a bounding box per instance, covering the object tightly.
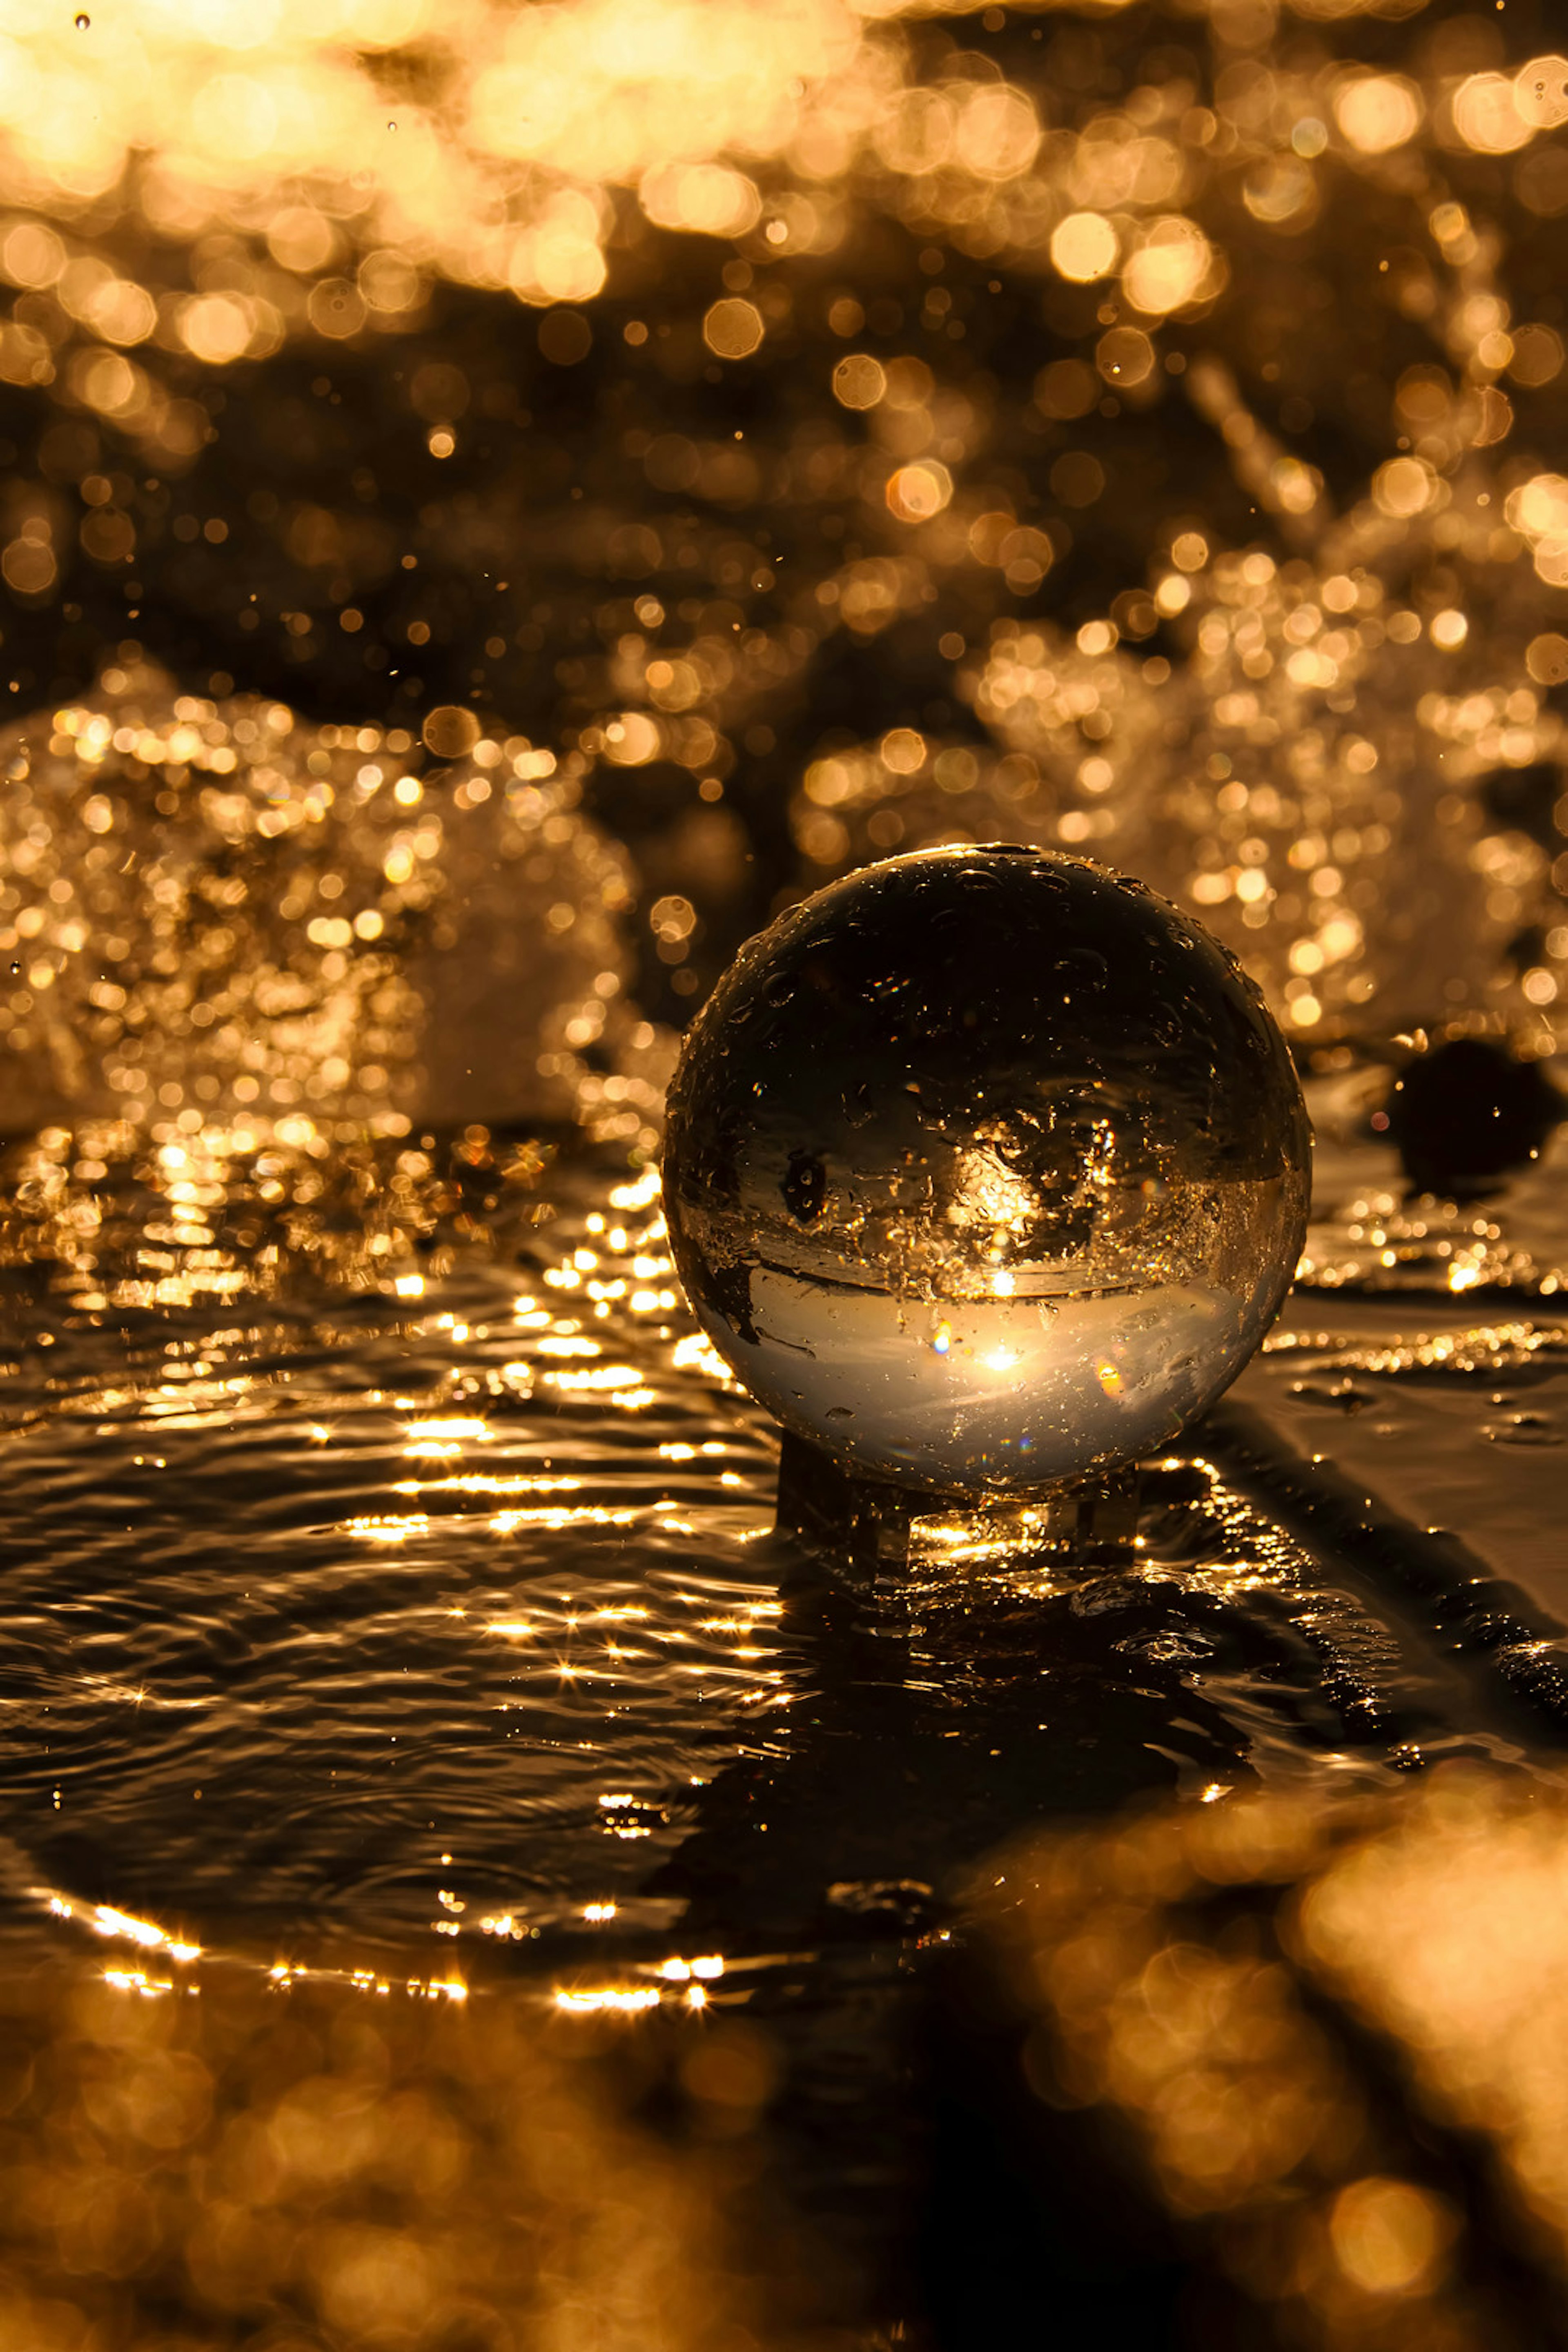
[662,845,1310,1496]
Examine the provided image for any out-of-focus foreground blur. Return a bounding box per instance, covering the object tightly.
[17,1776,1568,2348]
[937,1772,1568,2350]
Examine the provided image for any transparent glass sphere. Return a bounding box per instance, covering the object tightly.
[662,846,1310,1495]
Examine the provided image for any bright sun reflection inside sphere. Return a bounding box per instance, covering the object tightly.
[662,845,1309,1496]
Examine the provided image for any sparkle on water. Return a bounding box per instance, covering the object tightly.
[0,1080,1565,2347]
[2,1099,1562,1988]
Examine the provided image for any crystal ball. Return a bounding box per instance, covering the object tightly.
[662,845,1310,1496]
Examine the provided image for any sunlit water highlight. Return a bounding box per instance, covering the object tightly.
[1,1120,1559,2000]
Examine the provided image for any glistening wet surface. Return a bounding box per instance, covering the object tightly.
[0,1141,770,1960]
[2,1112,1566,2331]
[2,1114,1563,1969]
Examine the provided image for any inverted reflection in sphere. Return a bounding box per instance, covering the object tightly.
[662,845,1310,1495]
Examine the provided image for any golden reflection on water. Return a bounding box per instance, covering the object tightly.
[0,1120,795,1979]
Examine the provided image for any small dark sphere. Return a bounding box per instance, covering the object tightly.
[1385,1036,1563,1199]
[662,844,1311,1496]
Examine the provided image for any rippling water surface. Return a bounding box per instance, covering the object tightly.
[1,1109,1565,2340]
[0,1145,768,1958]
[2,1110,1563,1995]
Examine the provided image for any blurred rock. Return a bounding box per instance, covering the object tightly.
[1385,1036,1563,1200]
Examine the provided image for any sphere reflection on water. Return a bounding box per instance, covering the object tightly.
[663,845,1310,1495]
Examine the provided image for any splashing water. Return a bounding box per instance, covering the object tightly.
[0,662,670,1144]
[1,1,1567,1039]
